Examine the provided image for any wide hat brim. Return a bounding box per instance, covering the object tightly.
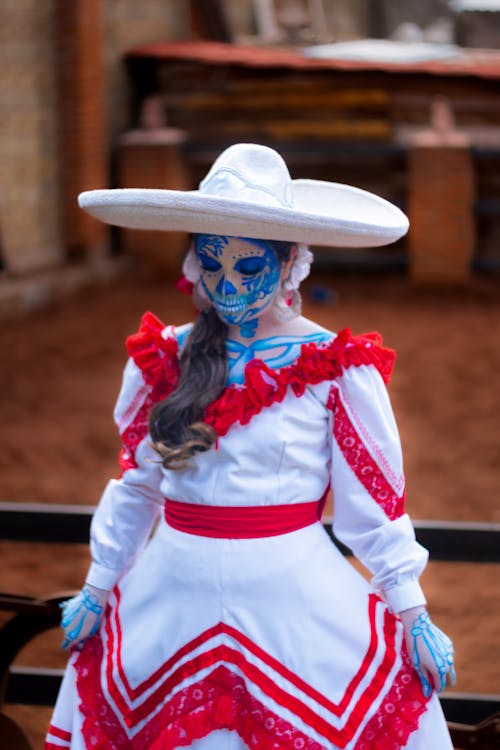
[79,180,408,248]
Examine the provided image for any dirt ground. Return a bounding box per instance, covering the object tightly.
[1,268,499,748]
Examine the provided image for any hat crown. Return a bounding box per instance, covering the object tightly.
[199,143,294,209]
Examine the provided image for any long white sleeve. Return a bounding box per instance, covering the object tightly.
[85,358,163,590]
[330,363,428,613]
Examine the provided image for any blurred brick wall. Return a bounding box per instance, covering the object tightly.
[0,1,62,275]
[408,141,475,285]
[0,0,179,278]
[104,0,184,142]
[0,1,370,280]
[55,0,108,260]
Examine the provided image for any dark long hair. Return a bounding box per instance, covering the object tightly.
[149,237,295,469]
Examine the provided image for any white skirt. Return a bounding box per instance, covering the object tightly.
[46,520,452,750]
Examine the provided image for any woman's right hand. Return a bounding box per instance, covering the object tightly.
[399,606,456,697]
[60,583,109,650]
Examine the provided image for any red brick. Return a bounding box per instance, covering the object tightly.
[54,0,108,258]
[117,128,192,278]
[406,101,475,285]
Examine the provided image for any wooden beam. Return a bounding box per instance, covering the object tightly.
[1,503,500,562]
[0,502,94,544]
[5,667,63,707]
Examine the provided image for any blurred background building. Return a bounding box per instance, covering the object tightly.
[2,0,500,313]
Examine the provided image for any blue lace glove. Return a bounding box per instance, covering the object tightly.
[400,607,456,697]
[60,584,109,650]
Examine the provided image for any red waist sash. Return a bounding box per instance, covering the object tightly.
[163,497,324,539]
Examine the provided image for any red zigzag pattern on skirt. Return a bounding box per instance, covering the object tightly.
[71,593,429,750]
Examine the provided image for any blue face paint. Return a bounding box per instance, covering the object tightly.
[195,234,282,337]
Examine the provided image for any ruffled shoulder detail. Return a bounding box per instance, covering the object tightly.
[126,311,180,392]
[205,329,395,438]
[117,312,180,474]
[297,328,395,386]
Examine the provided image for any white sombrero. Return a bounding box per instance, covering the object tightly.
[78,143,408,248]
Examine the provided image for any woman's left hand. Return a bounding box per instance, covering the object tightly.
[60,584,109,650]
[399,606,456,697]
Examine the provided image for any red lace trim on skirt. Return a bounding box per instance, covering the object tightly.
[75,636,328,750]
[74,634,429,750]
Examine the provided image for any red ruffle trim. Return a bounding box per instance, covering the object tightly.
[126,311,180,391]
[119,312,180,473]
[124,314,395,441]
[205,329,395,438]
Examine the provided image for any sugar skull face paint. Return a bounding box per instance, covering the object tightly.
[194,234,282,337]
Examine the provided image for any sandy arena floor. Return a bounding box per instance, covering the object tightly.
[1,269,499,747]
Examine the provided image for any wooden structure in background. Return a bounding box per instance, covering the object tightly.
[124,41,500,150]
[122,40,500,280]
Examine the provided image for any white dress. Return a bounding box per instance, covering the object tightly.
[45,312,453,750]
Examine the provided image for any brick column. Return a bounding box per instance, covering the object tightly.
[55,0,108,260]
[0,2,62,276]
[406,98,475,285]
[117,100,191,278]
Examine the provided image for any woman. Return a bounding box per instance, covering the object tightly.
[46,144,455,750]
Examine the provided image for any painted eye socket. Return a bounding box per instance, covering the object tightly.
[234,257,266,275]
[199,254,221,272]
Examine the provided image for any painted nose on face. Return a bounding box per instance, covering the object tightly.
[216,276,238,296]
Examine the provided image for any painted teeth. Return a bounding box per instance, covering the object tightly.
[216,301,247,312]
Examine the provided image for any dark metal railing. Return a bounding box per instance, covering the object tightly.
[1,502,500,562]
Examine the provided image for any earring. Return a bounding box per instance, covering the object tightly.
[274,281,301,321]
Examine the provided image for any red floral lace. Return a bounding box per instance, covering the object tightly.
[75,636,129,749]
[75,636,328,750]
[74,634,428,750]
[331,394,405,521]
[355,648,430,750]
